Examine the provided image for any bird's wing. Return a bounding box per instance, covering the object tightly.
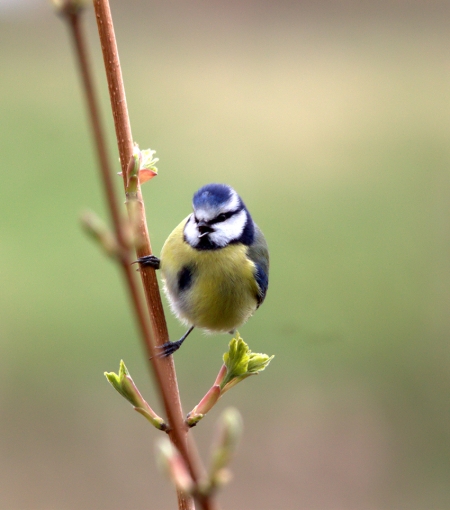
[247,224,269,306]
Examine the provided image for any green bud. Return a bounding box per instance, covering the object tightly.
[220,334,274,393]
[105,360,167,431]
[124,145,158,193]
[206,408,243,493]
[80,210,121,259]
[156,438,195,495]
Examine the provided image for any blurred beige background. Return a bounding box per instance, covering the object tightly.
[1,1,450,509]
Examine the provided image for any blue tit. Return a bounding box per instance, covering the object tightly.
[138,183,269,356]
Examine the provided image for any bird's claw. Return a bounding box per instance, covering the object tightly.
[151,340,183,358]
[135,255,161,269]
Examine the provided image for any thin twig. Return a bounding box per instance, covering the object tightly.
[59,3,218,509]
[89,0,191,464]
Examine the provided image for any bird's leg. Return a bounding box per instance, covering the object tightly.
[155,326,195,357]
[136,255,161,269]
[136,255,193,357]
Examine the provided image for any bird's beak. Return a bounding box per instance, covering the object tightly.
[197,220,214,238]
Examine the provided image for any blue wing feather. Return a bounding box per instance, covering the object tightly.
[254,263,269,306]
[247,223,269,307]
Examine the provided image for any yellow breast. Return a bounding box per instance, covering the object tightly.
[160,217,259,332]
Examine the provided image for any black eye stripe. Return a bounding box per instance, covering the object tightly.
[209,211,235,224]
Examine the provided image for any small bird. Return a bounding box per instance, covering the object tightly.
[138,183,269,356]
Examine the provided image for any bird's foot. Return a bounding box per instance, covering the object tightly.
[151,326,195,358]
[136,255,161,269]
[153,339,184,358]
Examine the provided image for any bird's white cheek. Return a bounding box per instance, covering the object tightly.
[210,209,246,246]
[184,216,199,246]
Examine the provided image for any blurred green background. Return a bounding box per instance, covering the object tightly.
[1,1,450,509]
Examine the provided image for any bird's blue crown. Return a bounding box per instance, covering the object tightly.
[192,183,238,211]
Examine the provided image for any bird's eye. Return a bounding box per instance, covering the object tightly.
[215,212,232,223]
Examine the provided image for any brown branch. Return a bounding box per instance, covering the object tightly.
[58,2,218,509]
[89,0,190,455]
